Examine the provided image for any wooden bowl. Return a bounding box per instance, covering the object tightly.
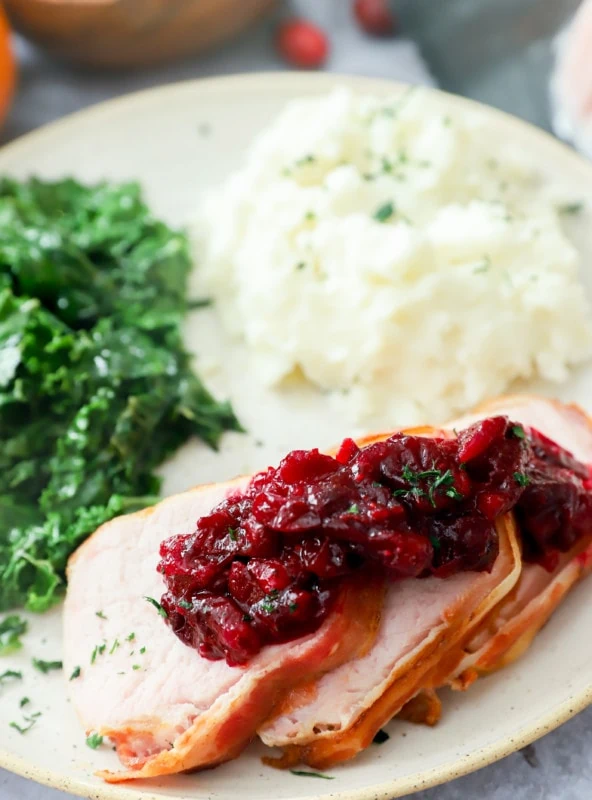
[3,0,277,68]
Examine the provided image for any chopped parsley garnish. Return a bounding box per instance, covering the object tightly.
[144,596,168,618]
[290,770,335,780]
[473,255,491,274]
[289,603,299,613]
[188,297,212,310]
[19,697,29,708]
[132,664,141,671]
[295,261,306,271]
[511,425,526,440]
[558,202,583,216]
[140,646,146,655]
[69,666,81,681]
[243,614,253,623]
[178,599,192,610]
[394,466,462,507]
[373,728,390,744]
[126,632,135,642]
[304,210,316,221]
[346,503,360,514]
[95,611,107,620]
[261,590,279,615]
[10,711,41,734]
[90,643,106,664]
[514,472,530,487]
[228,527,238,542]
[85,732,103,749]
[0,669,22,685]
[373,201,395,223]
[32,658,62,674]
[296,154,316,167]
[109,639,120,655]
[0,615,28,656]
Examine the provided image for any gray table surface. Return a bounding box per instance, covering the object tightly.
[1,0,591,797]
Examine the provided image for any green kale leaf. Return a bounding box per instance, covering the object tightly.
[0,178,241,612]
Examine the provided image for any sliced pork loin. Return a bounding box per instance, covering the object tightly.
[258,395,592,768]
[257,421,522,767]
[257,494,520,770]
[442,396,592,690]
[65,394,592,780]
[64,478,385,783]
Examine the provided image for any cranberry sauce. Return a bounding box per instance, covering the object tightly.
[158,417,592,666]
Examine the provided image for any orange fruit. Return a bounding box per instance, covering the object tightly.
[0,5,15,128]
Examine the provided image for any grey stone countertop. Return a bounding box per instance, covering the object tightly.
[1,0,591,797]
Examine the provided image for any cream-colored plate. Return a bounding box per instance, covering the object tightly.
[1,73,592,800]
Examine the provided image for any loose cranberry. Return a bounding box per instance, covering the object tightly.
[158,415,592,666]
[276,19,329,69]
[353,0,398,37]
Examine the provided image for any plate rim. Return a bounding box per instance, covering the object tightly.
[1,69,592,800]
[3,685,592,800]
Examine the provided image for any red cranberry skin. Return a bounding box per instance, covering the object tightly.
[276,20,329,69]
[158,417,592,666]
[353,0,398,36]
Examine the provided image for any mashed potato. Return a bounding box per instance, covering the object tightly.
[196,87,592,425]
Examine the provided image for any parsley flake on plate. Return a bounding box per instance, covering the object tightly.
[32,658,62,674]
[290,770,335,780]
[0,615,27,655]
[86,732,103,749]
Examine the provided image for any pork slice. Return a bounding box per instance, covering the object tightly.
[396,395,592,714]
[64,479,385,783]
[258,515,519,768]
[258,396,592,768]
[258,415,523,768]
[444,396,592,687]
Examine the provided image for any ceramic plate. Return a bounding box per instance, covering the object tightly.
[1,73,592,800]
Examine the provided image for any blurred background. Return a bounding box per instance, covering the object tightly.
[0,0,589,148]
